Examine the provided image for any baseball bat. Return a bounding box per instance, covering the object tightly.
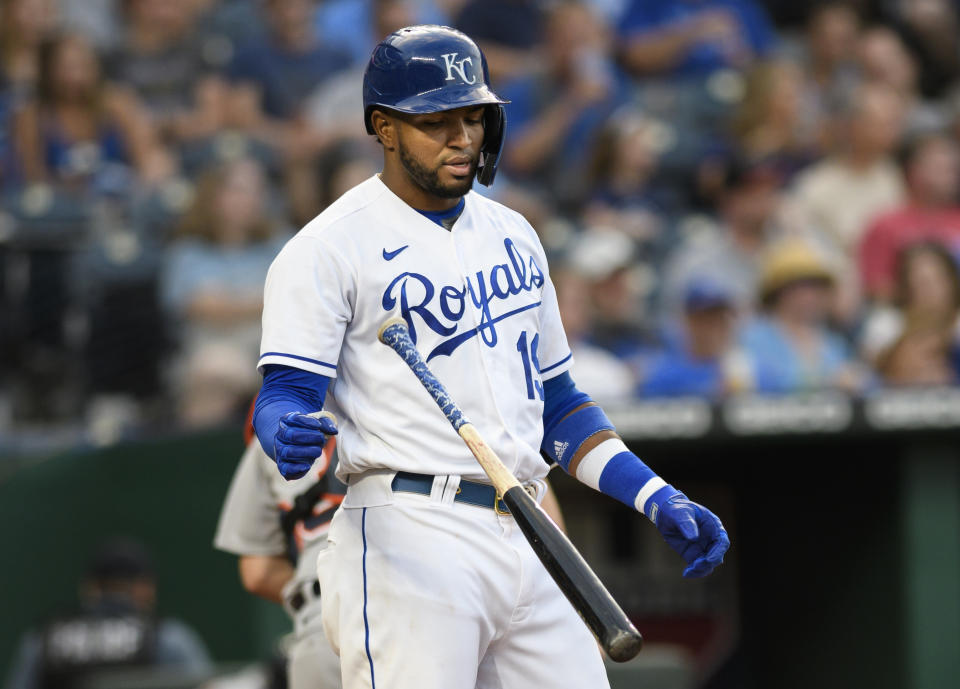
[307,410,338,425]
[377,317,643,662]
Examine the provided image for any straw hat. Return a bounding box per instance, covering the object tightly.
[758,239,834,304]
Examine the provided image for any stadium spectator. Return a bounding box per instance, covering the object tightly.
[731,60,818,179]
[455,0,545,83]
[57,0,122,51]
[161,157,289,428]
[641,278,751,398]
[860,241,960,386]
[0,0,59,185]
[795,1,860,149]
[553,263,637,404]
[4,538,212,689]
[227,0,351,129]
[226,0,352,221]
[660,158,783,323]
[739,239,862,393]
[5,0,960,438]
[315,140,381,210]
[857,26,916,98]
[106,0,228,145]
[855,25,943,136]
[500,0,628,206]
[10,33,171,191]
[884,0,960,99]
[860,133,960,302]
[314,0,449,66]
[788,82,906,256]
[566,228,652,377]
[193,0,267,49]
[0,0,58,95]
[582,109,675,244]
[305,0,416,145]
[617,0,776,78]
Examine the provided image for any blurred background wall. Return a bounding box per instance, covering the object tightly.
[2,400,958,688]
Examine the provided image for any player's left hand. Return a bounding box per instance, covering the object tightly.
[646,488,729,578]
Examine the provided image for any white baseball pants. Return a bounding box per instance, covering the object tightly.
[316,472,610,689]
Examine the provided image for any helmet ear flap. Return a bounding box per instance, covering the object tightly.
[477,105,505,187]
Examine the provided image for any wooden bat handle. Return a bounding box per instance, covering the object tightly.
[458,423,521,496]
[307,410,338,425]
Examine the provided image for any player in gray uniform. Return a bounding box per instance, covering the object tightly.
[214,415,344,689]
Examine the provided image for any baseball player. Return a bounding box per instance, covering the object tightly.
[214,407,344,689]
[253,25,730,689]
[215,403,571,688]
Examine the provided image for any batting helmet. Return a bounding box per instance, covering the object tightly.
[363,25,509,186]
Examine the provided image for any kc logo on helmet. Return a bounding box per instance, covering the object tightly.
[441,52,476,84]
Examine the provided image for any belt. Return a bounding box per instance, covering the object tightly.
[288,579,321,613]
[391,471,513,515]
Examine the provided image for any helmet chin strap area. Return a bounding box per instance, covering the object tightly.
[476,105,505,187]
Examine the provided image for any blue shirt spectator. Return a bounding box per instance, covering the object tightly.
[228,37,352,120]
[502,71,629,181]
[501,1,630,204]
[314,0,449,66]
[161,157,289,426]
[456,0,544,50]
[642,346,726,397]
[739,316,850,393]
[738,239,863,394]
[618,0,776,77]
[454,0,546,83]
[162,236,286,317]
[641,279,740,398]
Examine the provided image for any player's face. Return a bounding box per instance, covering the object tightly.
[394,106,485,200]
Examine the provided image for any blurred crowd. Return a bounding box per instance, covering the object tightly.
[4,0,960,446]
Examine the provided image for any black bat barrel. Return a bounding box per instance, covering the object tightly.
[501,485,643,662]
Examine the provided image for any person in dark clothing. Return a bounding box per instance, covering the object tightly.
[4,539,212,689]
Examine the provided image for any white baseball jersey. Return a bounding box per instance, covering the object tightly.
[259,175,573,484]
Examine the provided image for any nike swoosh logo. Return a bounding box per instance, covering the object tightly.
[382,245,409,260]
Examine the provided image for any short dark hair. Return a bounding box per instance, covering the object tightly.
[86,539,155,584]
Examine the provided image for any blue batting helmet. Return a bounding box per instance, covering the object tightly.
[363,25,509,186]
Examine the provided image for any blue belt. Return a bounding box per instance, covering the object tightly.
[391,471,511,515]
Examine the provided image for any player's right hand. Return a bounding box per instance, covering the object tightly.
[274,412,338,481]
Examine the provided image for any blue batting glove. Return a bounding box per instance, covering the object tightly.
[645,485,730,578]
[274,412,339,481]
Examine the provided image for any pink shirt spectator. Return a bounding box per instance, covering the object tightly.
[859,134,960,301]
[860,206,960,300]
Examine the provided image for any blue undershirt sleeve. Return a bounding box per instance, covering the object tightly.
[540,371,677,519]
[253,364,331,460]
[541,371,591,439]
